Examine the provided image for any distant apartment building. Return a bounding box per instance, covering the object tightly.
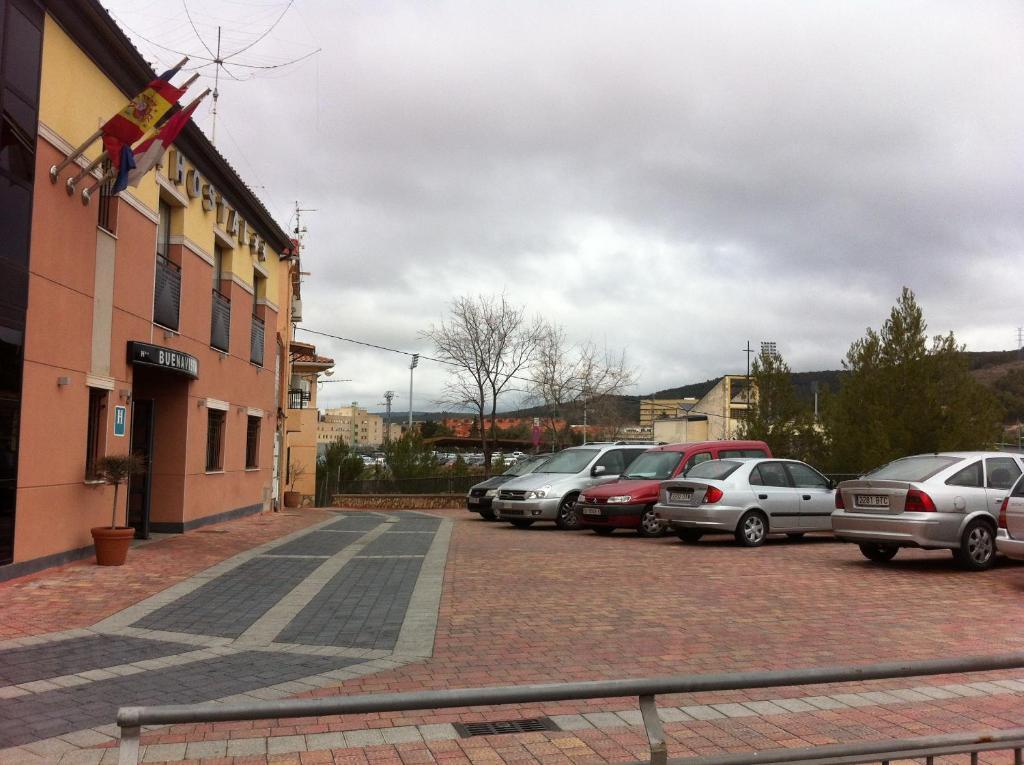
[639,398,699,427]
[652,376,754,443]
[442,416,566,437]
[318,406,386,449]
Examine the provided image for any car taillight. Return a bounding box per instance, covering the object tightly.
[704,486,724,503]
[904,489,937,512]
[999,497,1009,529]
[834,491,845,510]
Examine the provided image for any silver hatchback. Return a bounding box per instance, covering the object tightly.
[654,458,836,546]
[832,451,1024,571]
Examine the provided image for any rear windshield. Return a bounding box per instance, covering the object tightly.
[865,455,962,482]
[535,449,599,474]
[622,451,684,480]
[503,455,548,476]
[685,459,743,480]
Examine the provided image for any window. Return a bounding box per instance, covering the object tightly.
[985,457,1021,490]
[85,388,107,479]
[1013,476,1024,498]
[594,449,625,475]
[786,462,829,489]
[755,462,791,487]
[868,455,960,482]
[153,201,181,330]
[684,452,711,471]
[245,415,260,468]
[720,449,768,459]
[946,461,983,488]
[206,409,225,471]
[688,459,742,480]
[157,200,171,259]
[212,246,224,291]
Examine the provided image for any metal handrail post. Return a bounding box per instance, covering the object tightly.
[639,694,667,765]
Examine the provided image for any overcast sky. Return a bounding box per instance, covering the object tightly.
[104,0,1024,413]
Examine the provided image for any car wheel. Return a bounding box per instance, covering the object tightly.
[858,542,898,562]
[677,530,703,544]
[555,494,581,530]
[593,527,614,536]
[954,520,996,571]
[480,508,496,521]
[786,533,805,541]
[637,506,662,538]
[735,511,768,547]
[509,519,534,529]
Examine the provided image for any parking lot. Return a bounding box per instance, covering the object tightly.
[3,507,1024,764]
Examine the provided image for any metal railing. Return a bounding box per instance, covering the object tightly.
[116,652,1024,765]
[250,313,265,366]
[287,387,311,409]
[210,289,231,352]
[153,256,181,331]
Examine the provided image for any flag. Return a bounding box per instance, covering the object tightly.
[110,143,136,194]
[124,99,200,189]
[102,64,186,171]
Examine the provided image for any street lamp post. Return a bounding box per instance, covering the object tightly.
[408,355,419,431]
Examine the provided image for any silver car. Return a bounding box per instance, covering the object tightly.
[832,451,1024,571]
[996,473,1024,560]
[494,443,651,529]
[654,458,836,546]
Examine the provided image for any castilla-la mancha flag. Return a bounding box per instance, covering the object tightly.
[120,99,200,191]
[101,64,186,172]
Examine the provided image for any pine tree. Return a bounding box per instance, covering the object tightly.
[825,287,1002,472]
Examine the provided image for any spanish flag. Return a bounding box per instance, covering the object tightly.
[102,64,186,171]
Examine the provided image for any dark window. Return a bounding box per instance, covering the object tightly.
[245,416,260,468]
[85,388,107,479]
[157,200,171,258]
[687,459,742,480]
[785,462,829,489]
[213,246,224,291]
[720,448,768,459]
[946,461,983,489]
[3,5,41,101]
[594,449,624,475]
[153,201,181,330]
[985,457,1021,490]
[684,451,711,471]
[96,170,115,232]
[755,462,792,488]
[206,409,225,471]
[1012,476,1024,499]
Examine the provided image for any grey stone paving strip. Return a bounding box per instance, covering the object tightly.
[232,521,395,648]
[0,628,96,653]
[393,518,452,657]
[91,513,350,634]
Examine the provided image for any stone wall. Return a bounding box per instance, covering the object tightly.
[331,494,464,510]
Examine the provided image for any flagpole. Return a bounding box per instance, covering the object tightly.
[50,57,191,184]
[81,88,211,205]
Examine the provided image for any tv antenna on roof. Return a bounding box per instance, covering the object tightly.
[115,1,321,146]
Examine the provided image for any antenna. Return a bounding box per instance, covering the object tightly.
[293,201,317,249]
[379,391,396,444]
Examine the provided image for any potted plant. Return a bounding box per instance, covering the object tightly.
[90,453,145,566]
[283,461,307,508]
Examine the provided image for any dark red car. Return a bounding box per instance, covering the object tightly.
[578,440,773,537]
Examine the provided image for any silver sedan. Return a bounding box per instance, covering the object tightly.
[832,451,1024,571]
[996,474,1024,560]
[654,458,836,547]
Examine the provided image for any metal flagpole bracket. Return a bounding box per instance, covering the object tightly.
[49,128,103,183]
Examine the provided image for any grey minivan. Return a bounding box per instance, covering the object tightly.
[494,443,651,529]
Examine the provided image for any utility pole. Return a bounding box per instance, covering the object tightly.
[380,391,395,444]
[408,355,419,431]
[1018,327,1023,359]
[743,340,754,405]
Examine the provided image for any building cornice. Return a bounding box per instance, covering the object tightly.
[44,0,291,254]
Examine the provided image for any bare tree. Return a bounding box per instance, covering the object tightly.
[531,324,637,448]
[423,294,543,476]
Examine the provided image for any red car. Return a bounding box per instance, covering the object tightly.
[578,440,773,537]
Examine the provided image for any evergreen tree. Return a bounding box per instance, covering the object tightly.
[825,288,1002,472]
[316,439,366,503]
[382,431,438,479]
[738,346,825,461]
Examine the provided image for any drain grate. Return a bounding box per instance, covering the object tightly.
[453,717,559,737]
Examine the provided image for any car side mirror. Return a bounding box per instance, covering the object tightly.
[827,479,836,490]
[592,465,606,476]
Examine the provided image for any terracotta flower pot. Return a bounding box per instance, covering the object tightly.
[283,491,302,508]
[91,526,135,566]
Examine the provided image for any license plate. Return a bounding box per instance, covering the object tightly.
[856,494,890,508]
[582,507,602,516]
[468,498,480,505]
[669,489,695,504]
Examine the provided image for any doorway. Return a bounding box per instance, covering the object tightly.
[127,399,155,539]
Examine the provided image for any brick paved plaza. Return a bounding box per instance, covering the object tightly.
[2,507,1024,764]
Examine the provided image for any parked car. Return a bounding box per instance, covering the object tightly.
[465,454,550,521]
[832,451,1024,570]
[494,443,653,529]
[996,473,1024,560]
[579,440,772,537]
[655,458,835,546]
